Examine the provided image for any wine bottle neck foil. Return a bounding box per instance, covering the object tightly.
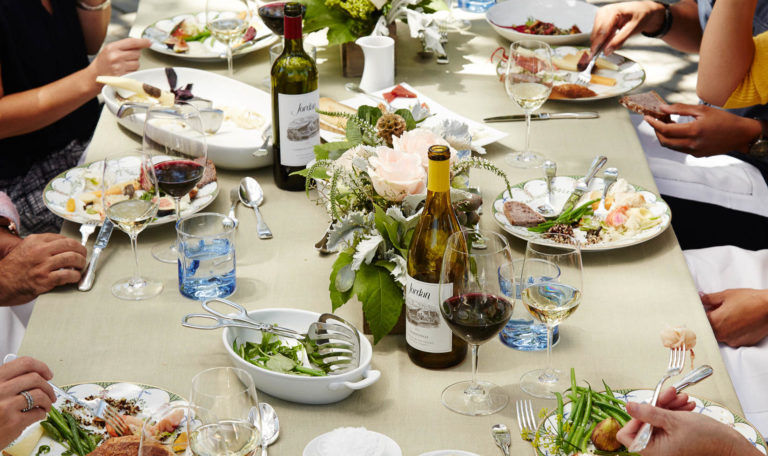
[283,7,302,40]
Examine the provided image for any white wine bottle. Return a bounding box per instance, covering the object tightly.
[405,145,468,369]
[271,2,319,191]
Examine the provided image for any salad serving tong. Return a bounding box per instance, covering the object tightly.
[181,298,361,373]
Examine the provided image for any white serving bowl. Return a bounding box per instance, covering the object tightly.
[101,67,272,170]
[223,308,381,404]
[486,0,597,45]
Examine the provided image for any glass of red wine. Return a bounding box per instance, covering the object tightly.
[439,229,515,416]
[145,102,208,263]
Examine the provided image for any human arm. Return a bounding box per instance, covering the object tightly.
[0,357,56,450]
[0,37,150,140]
[701,289,768,347]
[0,233,87,307]
[590,0,702,56]
[616,387,761,456]
[643,103,763,156]
[76,0,111,54]
[697,0,758,106]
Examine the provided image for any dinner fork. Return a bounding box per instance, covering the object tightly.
[3,353,130,435]
[628,344,686,452]
[79,221,98,246]
[516,399,537,442]
[575,42,607,86]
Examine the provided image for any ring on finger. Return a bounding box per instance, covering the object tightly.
[21,390,35,412]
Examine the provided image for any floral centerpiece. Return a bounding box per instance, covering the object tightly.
[298,103,510,343]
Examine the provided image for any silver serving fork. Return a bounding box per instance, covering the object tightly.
[79,221,98,246]
[516,399,538,442]
[594,167,618,218]
[3,353,129,435]
[181,298,361,373]
[628,345,686,452]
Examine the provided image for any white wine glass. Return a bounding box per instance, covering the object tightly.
[102,153,163,300]
[435,0,470,33]
[439,230,515,416]
[206,0,253,77]
[189,367,262,456]
[145,103,208,264]
[505,40,554,168]
[519,236,582,398]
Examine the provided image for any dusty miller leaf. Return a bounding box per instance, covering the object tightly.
[326,211,372,251]
[351,234,383,271]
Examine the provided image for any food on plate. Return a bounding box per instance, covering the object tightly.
[503,17,582,36]
[591,417,623,451]
[619,90,671,122]
[550,83,597,99]
[382,84,417,103]
[97,76,175,107]
[2,424,43,456]
[233,332,332,376]
[318,97,357,134]
[552,50,619,72]
[660,325,697,349]
[88,435,172,456]
[503,201,546,227]
[163,18,210,53]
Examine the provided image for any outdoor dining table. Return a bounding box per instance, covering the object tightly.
[17,1,747,454]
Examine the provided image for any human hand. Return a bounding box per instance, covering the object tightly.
[0,357,55,449]
[0,233,87,306]
[644,104,762,157]
[701,289,768,347]
[89,37,151,78]
[616,387,761,456]
[590,1,667,55]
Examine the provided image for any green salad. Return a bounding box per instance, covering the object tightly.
[233,332,332,376]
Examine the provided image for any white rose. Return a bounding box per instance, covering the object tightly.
[368,146,426,202]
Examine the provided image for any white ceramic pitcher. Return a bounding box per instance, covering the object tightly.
[356,35,395,93]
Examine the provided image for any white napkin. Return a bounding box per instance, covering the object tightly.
[633,113,768,217]
[684,246,768,438]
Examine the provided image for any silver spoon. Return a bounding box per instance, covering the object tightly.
[344,82,393,110]
[259,402,280,456]
[239,177,273,239]
[537,160,557,217]
[253,123,272,158]
[227,187,240,228]
[491,423,511,456]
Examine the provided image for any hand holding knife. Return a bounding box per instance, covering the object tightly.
[78,219,114,292]
[484,112,599,123]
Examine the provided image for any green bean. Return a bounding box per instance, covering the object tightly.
[65,414,86,456]
[582,422,598,451]
[47,409,73,441]
[555,392,564,436]
[40,422,63,442]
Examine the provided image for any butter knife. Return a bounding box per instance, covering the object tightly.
[78,219,114,292]
[483,112,599,123]
[559,155,607,215]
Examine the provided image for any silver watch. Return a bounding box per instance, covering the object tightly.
[748,120,768,157]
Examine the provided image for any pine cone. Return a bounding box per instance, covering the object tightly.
[376,113,407,145]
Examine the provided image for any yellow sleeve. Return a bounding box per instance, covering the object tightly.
[724,32,768,109]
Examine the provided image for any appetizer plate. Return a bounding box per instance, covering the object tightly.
[492,176,671,251]
[142,11,277,61]
[535,389,767,455]
[43,156,218,225]
[486,0,596,45]
[101,67,272,170]
[320,82,507,148]
[9,382,185,456]
[419,451,481,456]
[303,430,402,456]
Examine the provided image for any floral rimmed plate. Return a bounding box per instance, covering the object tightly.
[534,389,767,455]
[43,156,218,225]
[141,11,277,61]
[10,381,185,456]
[492,175,671,251]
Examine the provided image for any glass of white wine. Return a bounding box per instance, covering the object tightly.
[505,40,554,168]
[206,0,253,77]
[102,153,163,300]
[188,367,262,456]
[519,236,582,398]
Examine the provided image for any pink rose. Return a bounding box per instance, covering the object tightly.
[368,146,426,202]
[392,128,451,170]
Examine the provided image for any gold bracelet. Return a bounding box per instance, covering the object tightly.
[76,0,111,11]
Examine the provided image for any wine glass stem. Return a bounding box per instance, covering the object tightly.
[470,343,479,387]
[543,324,556,381]
[524,111,532,156]
[227,42,234,77]
[129,233,142,287]
[173,196,182,251]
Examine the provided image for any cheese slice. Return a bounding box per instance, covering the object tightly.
[553,50,620,72]
[3,424,44,456]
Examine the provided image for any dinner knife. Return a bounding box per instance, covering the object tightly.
[559,155,607,215]
[78,219,114,292]
[483,112,599,123]
[672,365,713,393]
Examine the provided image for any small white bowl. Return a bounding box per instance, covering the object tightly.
[486,0,597,45]
[223,308,380,404]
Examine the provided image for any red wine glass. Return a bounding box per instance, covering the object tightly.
[439,229,515,416]
[145,102,208,263]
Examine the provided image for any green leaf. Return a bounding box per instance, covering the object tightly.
[353,262,403,344]
[358,105,383,126]
[315,141,354,161]
[395,108,417,130]
[345,119,364,144]
[374,205,403,251]
[329,251,354,311]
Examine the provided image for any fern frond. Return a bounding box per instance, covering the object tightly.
[452,157,512,195]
